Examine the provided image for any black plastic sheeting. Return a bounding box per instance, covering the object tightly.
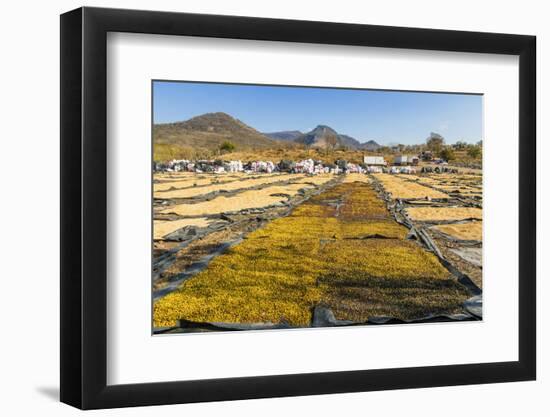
[312,305,478,326]
[393,174,482,208]
[428,226,482,246]
[463,295,482,318]
[153,176,483,334]
[153,238,243,301]
[153,176,344,296]
[369,175,483,297]
[153,299,481,334]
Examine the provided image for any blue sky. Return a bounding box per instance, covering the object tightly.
[153,81,483,145]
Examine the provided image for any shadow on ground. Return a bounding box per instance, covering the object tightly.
[36,386,59,401]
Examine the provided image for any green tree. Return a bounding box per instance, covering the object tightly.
[467,146,482,159]
[439,147,455,161]
[219,141,236,154]
[426,132,445,153]
[454,141,468,149]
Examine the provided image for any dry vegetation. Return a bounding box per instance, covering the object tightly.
[153,112,279,161]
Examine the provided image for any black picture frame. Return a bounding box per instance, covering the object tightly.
[60,6,536,410]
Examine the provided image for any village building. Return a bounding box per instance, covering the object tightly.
[363,155,386,166]
[393,155,419,166]
[419,150,434,161]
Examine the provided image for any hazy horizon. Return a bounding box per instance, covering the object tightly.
[153,81,483,145]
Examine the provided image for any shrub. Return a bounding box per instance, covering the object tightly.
[439,147,455,161]
[219,141,236,153]
[467,146,482,159]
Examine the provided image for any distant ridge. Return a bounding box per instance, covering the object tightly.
[153,112,277,150]
[264,130,303,141]
[340,134,363,149]
[361,139,381,151]
[294,125,365,150]
[154,112,384,154]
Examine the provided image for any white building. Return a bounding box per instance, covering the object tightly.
[363,155,386,166]
[393,155,419,166]
[394,155,409,165]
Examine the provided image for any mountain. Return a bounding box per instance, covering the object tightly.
[294,125,363,149]
[340,134,363,149]
[153,112,277,151]
[154,113,384,156]
[263,130,303,141]
[361,140,381,151]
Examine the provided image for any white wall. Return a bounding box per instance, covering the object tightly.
[0,0,546,415]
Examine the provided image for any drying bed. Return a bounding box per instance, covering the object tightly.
[372,171,483,291]
[153,180,473,329]
[395,173,483,203]
[405,207,483,222]
[158,183,317,217]
[372,173,449,200]
[432,221,483,242]
[154,173,301,199]
[154,175,238,192]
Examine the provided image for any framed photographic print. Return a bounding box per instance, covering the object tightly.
[60,6,536,409]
